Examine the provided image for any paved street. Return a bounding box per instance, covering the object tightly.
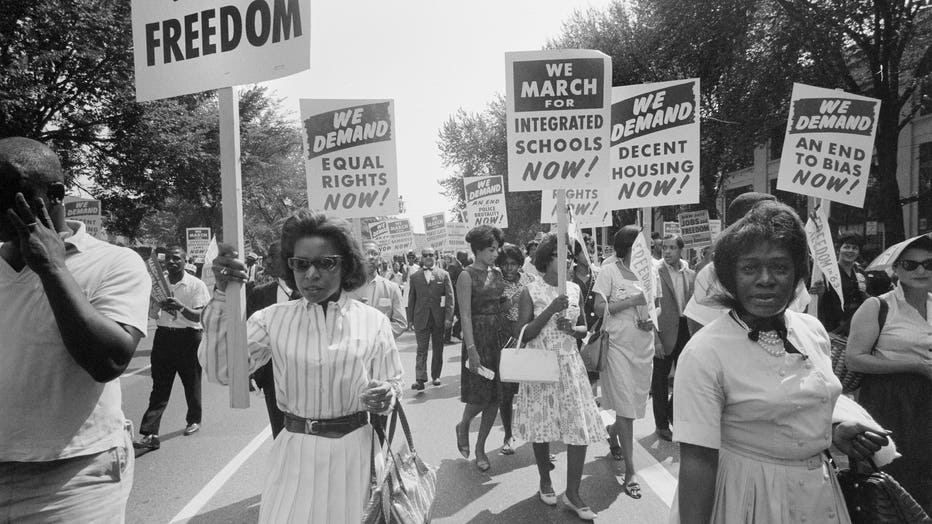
[122,321,679,523]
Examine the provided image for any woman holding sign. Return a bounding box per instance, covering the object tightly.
[201,210,403,523]
[593,226,655,499]
[673,202,889,524]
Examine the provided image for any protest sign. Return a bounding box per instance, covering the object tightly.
[146,255,172,304]
[413,233,428,253]
[386,218,415,257]
[662,221,681,238]
[359,216,386,241]
[776,83,880,207]
[368,220,391,254]
[423,212,447,250]
[630,231,658,326]
[708,219,722,241]
[464,176,508,227]
[186,227,212,263]
[131,0,311,101]
[678,210,712,249]
[505,50,613,191]
[609,79,701,209]
[64,197,104,238]
[540,188,612,227]
[805,207,844,306]
[445,222,470,253]
[301,99,399,219]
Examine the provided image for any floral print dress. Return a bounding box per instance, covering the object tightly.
[512,279,607,445]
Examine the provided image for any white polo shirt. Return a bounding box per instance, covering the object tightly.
[0,221,150,461]
[156,271,210,329]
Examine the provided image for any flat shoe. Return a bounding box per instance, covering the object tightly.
[560,493,597,520]
[538,490,557,506]
[624,479,642,499]
[455,423,470,459]
[475,457,490,472]
[500,440,515,455]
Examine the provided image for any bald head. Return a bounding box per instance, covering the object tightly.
[0,137,65,241]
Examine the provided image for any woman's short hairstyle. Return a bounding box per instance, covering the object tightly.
[279,209,367,292]
[613,226,641,260]
[837,233,863,250]
[465,225,503,254]
[497,243,524,268]
[713,201,808,309]
[533,233,559,273]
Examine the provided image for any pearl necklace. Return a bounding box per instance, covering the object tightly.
[755,330,787,357]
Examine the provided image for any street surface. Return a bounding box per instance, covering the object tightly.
[123,321,679,523]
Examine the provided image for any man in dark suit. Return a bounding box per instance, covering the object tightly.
[246,241,294,438]
[652,233,695,441]
[407,247,454,390]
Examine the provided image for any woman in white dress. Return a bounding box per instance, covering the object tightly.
[201,209,403,524]
[513,233,606,521]
[673,201,889,524]
[593,226,656,499]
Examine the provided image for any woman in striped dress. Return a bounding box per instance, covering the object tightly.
[200,209,403,524]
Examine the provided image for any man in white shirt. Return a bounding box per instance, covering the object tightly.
[347,240,407,338]
[0,137,150,522]
[135,246,210,450]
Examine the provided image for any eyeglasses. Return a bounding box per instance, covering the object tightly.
[422,253,435,258]
[896,258,932,271]
[288,256,342,273]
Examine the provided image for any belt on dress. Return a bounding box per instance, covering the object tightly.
[283,411,369,438]
[722,444,825,470]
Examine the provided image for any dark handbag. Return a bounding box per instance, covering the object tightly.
[579,293,609,372]
[830,297,888,393]
[829,454,931,524]
[362,404,437,524]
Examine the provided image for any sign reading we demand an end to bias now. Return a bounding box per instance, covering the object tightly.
[464,176,508,228]
[131,0,311,101]
[610,79,701,209]
[506,50,612,191]
[301,99,400,219]
[777,83,880,208]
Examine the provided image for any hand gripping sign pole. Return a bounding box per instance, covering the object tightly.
[219,88,250,409]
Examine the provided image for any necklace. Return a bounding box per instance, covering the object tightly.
[755,330,787,357]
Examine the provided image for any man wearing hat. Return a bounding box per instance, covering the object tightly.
[245,252,260,283]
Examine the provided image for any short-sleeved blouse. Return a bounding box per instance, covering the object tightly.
[673,310,840,459]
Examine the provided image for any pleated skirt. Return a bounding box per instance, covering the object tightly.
[259,425,374,524]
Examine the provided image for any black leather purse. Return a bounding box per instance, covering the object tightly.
[827,453,930,524]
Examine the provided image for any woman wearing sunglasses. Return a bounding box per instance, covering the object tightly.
[200,209,403,524]
[846,233,932,513]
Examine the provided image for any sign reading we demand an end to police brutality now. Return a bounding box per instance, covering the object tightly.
[610,79,700,209]
[464,176,508,228]
[777,83,880,207]
[132,0,311,101]
[300,99,400,219]
[506,50,612,191]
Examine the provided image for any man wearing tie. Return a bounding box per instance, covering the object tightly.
[407,247,454,391]
[346,240,407,338]
[652,234,695,441]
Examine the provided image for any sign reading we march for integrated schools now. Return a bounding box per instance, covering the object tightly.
[777,83,880,208]
[301,99,399,219]
[370,218,415,257]
[423,212,447,250]
[464,176,508,228]
[541,188,611,227]
[506,50,612,191]
[131,0,311,101]
[186,227,212,263]
[610,79,701,209]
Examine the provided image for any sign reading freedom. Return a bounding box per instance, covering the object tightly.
[131,0,311,101]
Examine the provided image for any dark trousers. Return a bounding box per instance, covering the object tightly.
[140,327,203,436]
[651,317,689,431]
[254,360,285,439]
[414,315,445,382]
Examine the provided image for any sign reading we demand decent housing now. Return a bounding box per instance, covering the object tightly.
[301,100,400,219]
[132,0,311,101]
[777,83,880,208]
[506,50,612,191]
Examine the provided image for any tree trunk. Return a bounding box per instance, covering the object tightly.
[874,98,906,245]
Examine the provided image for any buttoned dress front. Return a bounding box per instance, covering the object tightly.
[671,310,850,524]
[200,293,403,524]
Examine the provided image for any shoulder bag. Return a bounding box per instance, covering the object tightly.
[363,404,437,524]
[579,293,608,373]
[826,453,930,524]
[830,296,888,393]
[499,323,559,383]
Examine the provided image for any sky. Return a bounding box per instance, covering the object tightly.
[261,0,616,232]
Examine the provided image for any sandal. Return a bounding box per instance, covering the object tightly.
[623,478,642,499]
[500,439,515,455]
[475,454,490,472]
[455,423,470,459]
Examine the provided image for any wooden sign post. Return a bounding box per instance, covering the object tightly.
[557,191,568,295]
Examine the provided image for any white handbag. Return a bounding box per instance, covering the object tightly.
[499,324,559,383]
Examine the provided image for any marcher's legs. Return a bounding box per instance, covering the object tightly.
[429,319,445,380]
[533,442,553,493]
[474,401,499,466]
[139,329,177,436]
[499,387,516,445]
[414,324,431,383]
[651,355,674,431]
[565,444,589,507]
[176,330,203,426]
[613,416,636,482]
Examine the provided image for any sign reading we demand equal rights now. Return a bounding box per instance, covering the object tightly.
[132,0,311,101]
[301,100,400,219]
[610,79,701,209]
[506,50,612,191]
[777,83,880,208]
